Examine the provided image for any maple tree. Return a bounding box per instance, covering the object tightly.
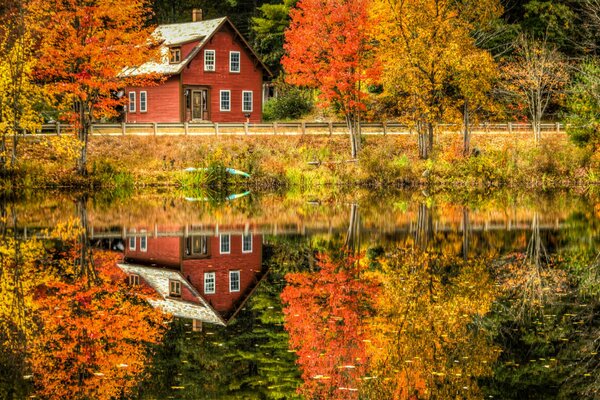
[281,254,379,399]
[370,0,500,159]
[28,0,160,175]
[282,0,375,158]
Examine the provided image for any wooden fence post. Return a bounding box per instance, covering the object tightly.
[215,122,219,136]
[301,122,306,135]
[273,122,278,135]
[556,122,560,133]
[184,122,189,135]
[328,122,333,136]
[153,122,158,136]
[508,122,513,135]
[383,121,387,136]
[244,122,249,135]
[56,122,61,136]
[121,122,126,136]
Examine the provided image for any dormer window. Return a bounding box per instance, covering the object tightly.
[169,279,181,297]
[169,47,181,63]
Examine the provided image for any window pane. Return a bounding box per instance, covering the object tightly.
[128,92,136,112]
[204,272,215,294]
[220,234,230,253]
[230,271,240,292]
[230,52,240,72]
[242,91,252,112]
[220,91,230,111]
[204,50,215,71]
[140,92,147,112]
[242,233,252,252]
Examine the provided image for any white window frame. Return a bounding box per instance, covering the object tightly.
[140,230,147,252]
[169,279,181,297]
[129,229,136,251]
[128,92,136,113]
[204,49,215,71]
[220,90,231,112]
[242,91,253,113]
[169,47,181,63]
[128,274,140,285]
[242,233,252,253]
[220,233,231,254]
[139,91,147,113]
[204,272,216,294]
[229,270,240,292]
[229,51,240,73]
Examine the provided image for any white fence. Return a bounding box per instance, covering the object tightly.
[37,121,566,137]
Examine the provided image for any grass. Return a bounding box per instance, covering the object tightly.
[5,132,599,193]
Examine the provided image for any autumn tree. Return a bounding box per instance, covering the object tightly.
[0,0,41,173]
[29,0,160,175]
[370,0,501,159]
[565,59,600,149]
[500,36,568,144]
[282,0,375,158]
[281,255,379,399]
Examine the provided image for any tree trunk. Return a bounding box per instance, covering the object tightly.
[345,113,358,159]
[463,101,471,156]
[417,120,430,159]
[415,202,433,250]
[427,122,433,154]
[77,101,90,176]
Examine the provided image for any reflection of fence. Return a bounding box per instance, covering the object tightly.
[36,122,566,137]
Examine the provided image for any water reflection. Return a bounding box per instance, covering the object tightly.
[0,190,598,399]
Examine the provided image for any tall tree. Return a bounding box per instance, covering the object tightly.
[500,36,568,144]
[282,0,375,158]
[565,59,600,150]
[371,0,501,159]
[29,0,160,175]
[0,0,41,173]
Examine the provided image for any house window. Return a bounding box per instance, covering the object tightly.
[220,234,230,254]
[140,230,147,252]
[229,51,240,73]
[128,92,136,113]
[186,235,208,256]
[169,47,181,63]
[204,49,215,71]
[140,91,147,113]
[242,91,253,113]
[204,272,215,294]
[169,280,181,297]
[220,90,230,112]
[242,233,252,253]
[129,229,136,251]
[128,274,140,285]
[229,270,240,292]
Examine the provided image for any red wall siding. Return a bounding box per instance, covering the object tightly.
[124,236,181,268]
[181,234,263,315]
[181,27,264,123]
[126,75,180,123]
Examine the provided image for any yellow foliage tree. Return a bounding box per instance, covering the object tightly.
[370,0,501,159]
[363,249,500,399]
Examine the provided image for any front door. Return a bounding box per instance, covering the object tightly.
[191,90,208,120]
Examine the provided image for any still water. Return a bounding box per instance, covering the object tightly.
[0,190,598,399]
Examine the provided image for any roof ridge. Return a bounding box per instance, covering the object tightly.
[156,16,227,28]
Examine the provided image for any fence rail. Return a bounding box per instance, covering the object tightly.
[37,121,566,137]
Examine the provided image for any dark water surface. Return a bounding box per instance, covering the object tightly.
[0,190,598,399]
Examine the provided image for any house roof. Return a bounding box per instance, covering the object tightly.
[125,17,271,77]
[117,263,226,326]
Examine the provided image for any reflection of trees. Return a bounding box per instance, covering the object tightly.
[281,255,378,399]
[462,207,471,260]
[345,203,360,255]
[364,249,499,399]
[414,203,433,250]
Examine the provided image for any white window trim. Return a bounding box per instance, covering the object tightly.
[204,272,216,294]
[140,230,147,252]
[204,49,215,71]
[229,51,240,73]
[242,91,253,113]
[229,270,240,292]
[242,233,252,253]
[169,47,181,63]
[129,229,136,251]
[140,91,147,113]
[220,233,231,254]
[128,92,136,113]
[169,279,181,297]
[220,90,231,112]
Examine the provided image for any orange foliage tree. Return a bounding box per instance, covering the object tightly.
[281,255,379,399]
[30,251,169,400]
[29,0,159,175]
[282,0,376,158]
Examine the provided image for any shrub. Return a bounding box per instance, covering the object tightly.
[263,88,313,121]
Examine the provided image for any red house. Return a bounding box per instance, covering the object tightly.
[125,12,271,124]
[117,225,267,327]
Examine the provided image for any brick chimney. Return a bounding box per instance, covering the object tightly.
[192,9,203,22]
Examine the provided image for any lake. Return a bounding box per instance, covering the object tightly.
[0,189,598,399]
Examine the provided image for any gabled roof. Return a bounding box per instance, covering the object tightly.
[117,263,226,326]
[126,17,271,77]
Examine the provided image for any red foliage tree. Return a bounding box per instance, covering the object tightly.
[281,255,379,399]
[29,0,160,175]
[282,0,376,158]
[30,251,170,400]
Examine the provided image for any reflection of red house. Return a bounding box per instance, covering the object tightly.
[118,226,265,326]
[124,12,271,123]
